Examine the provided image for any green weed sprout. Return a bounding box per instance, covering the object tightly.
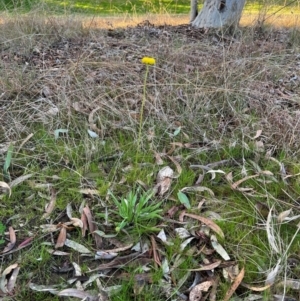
[108,188,162,233]
[3,143,13,182]
[0,223,5,244]
[137,57,156,158]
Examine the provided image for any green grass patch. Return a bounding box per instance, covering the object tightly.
[1,0,300,15]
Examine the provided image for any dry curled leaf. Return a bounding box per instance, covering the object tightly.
[276,279,300,290]
[266,206,280,254]
[189,260,221,271]
[265,259,281,286]
[0,181,11,197]
[241,282,271,291]
[231,174,259,190]
[181,185,214,196]
[183,213,224,239]
[70,218,83,228]
[255,140,264,152]
[95,251,118,260]
[156,166,174,182]
[251,129,262,140]
[207,169,225,180]
[211,235,230,261]
[277,208,292,223]
[154,177,172,196]
[189,280,213,301]
[18,237,34,249]
[78,189,100,195]
[223,263,240,281]
[64,239,91,254]
[225,172,233,183]
[29,283,59,294]
[83,205,102,248]
[47,249,70,256]
[153,166,174,196]
[153,151,164,165]
[9,173,33,188]
[2,226,16,253]
[167,155,182,175]
[224,267,245,301]
[81,210,88,237]
[6,265,20,293]
[58,288,97,300]
[55,227,67,249]
[0,263,19,294]
[42,188,56,219]
[102,243,133,253]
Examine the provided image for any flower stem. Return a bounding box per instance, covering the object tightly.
[137,65,149,160]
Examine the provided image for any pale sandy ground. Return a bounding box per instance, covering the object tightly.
[80,12,300,29]
[0,11,299,29]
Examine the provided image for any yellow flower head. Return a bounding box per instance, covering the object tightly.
[141,57,156,65]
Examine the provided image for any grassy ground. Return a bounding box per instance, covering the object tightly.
[1,2,300,301]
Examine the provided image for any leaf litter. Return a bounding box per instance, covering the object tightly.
[23,197,246,300]
[1,17,300,301]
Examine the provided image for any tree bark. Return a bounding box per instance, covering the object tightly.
[190,0,198,22]
[191,0,246,29]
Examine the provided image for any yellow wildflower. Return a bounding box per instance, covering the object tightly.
[141,57,156,65]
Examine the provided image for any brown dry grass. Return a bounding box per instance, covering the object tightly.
[1,12,300,155]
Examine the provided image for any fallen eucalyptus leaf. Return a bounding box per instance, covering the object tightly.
[0,263,19,294]
[2,226,16,253]
[180,237,195,251]
[88,129,99,138]
[58,288,97,300]
[189,280,213,301]
[211,235,230,261]
[183,213,224,238]
[156,166,174,181]
[95,251,118,260]
[277,208,292,223]
[175,227,191,239]
[266,206,280,253]
[0,181,11,197]
[55,227,67,249]
[46,249,70,256]
[10,173,33,188]
[181,185,214,196]
[29,283,59,294]
[265,259,281,286]
[251,129,262,140]
[207,169,225,180]
[64,239,91,254]
[189,260,221,272]
[6,265,20,293]
[224,267,245,301]
[42,188,56,219]
[276,279,300,290]
[70,218,83,228]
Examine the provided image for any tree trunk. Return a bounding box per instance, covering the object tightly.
[190,0,198,22]
[191,0,246,29]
